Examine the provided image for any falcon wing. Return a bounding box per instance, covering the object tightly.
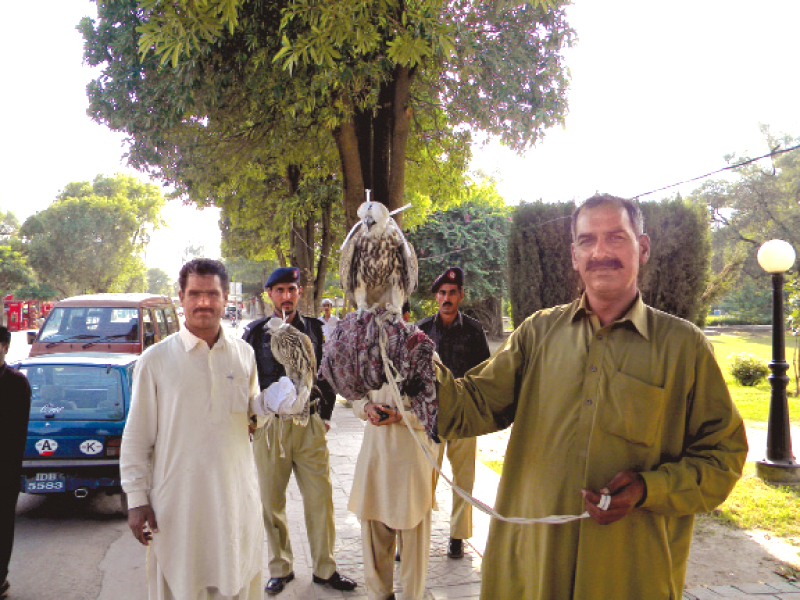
[339,229,357,303]
[402,237,418,297]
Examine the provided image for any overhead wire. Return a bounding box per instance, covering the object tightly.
[418,142,800,263]
[286,143,800,265]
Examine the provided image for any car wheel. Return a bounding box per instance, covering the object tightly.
[120,492,128,514]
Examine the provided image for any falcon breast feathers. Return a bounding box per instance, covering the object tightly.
[339,200,418,314]
[267,317,316,408]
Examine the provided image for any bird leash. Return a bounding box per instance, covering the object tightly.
[374,309,589,525]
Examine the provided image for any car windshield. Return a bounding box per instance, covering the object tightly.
[38,307,139,344]
[20,364,126,421]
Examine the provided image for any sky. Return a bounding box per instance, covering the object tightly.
[1,1,799,278]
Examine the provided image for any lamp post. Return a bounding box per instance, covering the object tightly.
[755,239,800,485]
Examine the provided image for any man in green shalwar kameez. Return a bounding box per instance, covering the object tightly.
[435,194,748,600]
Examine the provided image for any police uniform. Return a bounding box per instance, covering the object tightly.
[243,268,353,592]
[416,268,491,550]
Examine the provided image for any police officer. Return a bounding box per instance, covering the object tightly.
[416,267,491,559]
[243,268,356,595]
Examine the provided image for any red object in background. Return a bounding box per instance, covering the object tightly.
[3,295,50,331]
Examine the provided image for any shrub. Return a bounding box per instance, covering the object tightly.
[728,352,769,386]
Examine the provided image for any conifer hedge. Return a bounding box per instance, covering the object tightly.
[508,197,709,327]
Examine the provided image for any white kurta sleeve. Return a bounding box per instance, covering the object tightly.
[246,351,269,429]
[121,357,159,509]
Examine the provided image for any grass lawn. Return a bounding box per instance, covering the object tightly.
[707,462,800,539]
[709,330,800,425]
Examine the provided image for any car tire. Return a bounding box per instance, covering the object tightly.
[120,492,128,514]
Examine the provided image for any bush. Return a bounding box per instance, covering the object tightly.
[705,315,770,326]
[728,352,769,386]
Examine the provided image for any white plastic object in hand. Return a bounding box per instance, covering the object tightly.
[258,376,302,415]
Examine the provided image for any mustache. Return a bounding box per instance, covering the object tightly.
[587,258,623,270]
[442,302,454,307]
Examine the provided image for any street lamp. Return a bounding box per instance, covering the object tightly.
[755,239,800,485]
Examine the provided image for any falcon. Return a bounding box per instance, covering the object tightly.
[339,200,418,314]
[267,317,316,409]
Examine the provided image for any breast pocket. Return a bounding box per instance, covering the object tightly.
[599,370,666,447]
[228,375,250,414]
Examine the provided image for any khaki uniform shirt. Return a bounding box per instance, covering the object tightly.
[437,294,747,600]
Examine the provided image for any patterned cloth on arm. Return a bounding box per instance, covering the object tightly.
[319,308,439,441]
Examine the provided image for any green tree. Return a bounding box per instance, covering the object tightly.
[0,209,35,323]
[0,209,21,239]
[82,0,572,227]
[507,200,577,326]
[146,267,173,296]
[688,129,800,314]
[0,246,33,302]
[507,197,711,327]
[407,185,509,335]
[19,174,165,297]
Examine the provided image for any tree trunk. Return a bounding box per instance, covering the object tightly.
[333,65,415,231]
[313,198,334,316]
[334,122,365,229]
[387,65,414,227]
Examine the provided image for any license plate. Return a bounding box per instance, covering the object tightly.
[26,473,66,493]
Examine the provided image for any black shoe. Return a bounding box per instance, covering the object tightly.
[0,580,9,598]
[447,538,464,559]
[265,572,295,595]
[312,571,357,591]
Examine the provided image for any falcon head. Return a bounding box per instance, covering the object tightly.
[267,317,287,332]
[357,201,390,236]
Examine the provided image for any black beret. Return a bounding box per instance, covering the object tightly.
[265,267,301,289]
[431,267,464,292]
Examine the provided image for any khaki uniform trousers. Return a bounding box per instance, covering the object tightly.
[252,414,337,579]
[437,437,475,539]
[362,513,431,600]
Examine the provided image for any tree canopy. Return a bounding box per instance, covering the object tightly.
[19,174,165,297]
[82,0,573,225]
[0,209,35,305]
[146,267,174,296]
[687,130,800,317]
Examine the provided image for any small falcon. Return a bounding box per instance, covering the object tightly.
[267,317,316,409]
[339,200,418,314]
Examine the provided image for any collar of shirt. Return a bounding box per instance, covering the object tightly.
[435,311,463,330]
[178,326,228,352]
[570,293,650,341]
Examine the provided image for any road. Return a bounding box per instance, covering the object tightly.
[10,492,145,600]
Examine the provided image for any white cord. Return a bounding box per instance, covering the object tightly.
[374,309,589,525]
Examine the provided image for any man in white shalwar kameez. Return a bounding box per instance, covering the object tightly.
[349,383,439,600]
[122,259,266,600]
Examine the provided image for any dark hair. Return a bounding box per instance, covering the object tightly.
[571,194,644,240]
[0,326,10,345]
[402,301,411,315]
[178,258,230,293]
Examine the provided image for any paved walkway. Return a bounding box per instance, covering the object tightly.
[278,401,800,600]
